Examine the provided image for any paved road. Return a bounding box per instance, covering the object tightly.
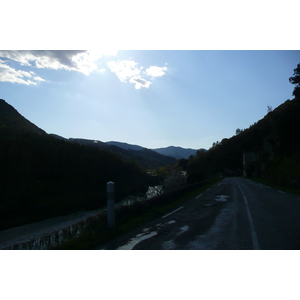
[99,177,300,250]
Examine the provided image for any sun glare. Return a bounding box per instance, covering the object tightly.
[90,50,118,59]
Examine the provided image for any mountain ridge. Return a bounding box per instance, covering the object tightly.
[69,138,176,169]
[0,99,46,136]
[186,97,300,190]
[0,99,151,230]
[105,141,204,159]
[0,98,203,164]
[153,145,206,159]
[106,141,145,151]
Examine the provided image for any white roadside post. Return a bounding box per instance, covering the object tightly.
[107,181,116,228]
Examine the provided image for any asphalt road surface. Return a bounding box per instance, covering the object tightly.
[99,177,300,250]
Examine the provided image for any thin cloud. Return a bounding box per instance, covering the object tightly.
[0,51,167,88]
[107,60,141,82]
[33,76,46,82]
[129,76,151,89]
[145,66,167,77]
[0,50,116,77]
[0,59,44,85]
[107,59,167,89]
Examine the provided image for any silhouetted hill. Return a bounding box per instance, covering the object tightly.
[0,99,46,136]
[106,142,206,160]
[153,146,204,159]
[186,98,300,190]
[69,138,177,169]
[106,141,203,159]
[0,99,150,230]
[106,141,145,151]
[49,133,67,140]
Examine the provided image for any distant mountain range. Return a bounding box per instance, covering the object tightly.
[48,138,204,160]
[106,141,205,159]
[153,146,206,159]
[0,98,204,169]
[106,141,145,151]
[68,138,177,169]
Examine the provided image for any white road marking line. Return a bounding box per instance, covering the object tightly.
[166,220,176,225]
[117,231,158,250]
[162,206,184,218]
[277,190,285,193]
[196,193,203,199]
[178,225,189,235]
[236,182,261,250]
[215,195,229,202]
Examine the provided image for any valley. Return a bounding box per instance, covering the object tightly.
[1,79,300,249]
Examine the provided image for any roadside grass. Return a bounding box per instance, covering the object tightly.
[251,177,300,196]
[53,177,222,250]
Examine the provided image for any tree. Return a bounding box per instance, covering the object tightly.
[289,63,300,100]
[267,105,273,113]
[196,149,207,158]
[235,128,242,135]
[176,158,188,171]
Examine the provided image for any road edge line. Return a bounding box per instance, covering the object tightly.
[162,206,184,219]
[236,182,261,250]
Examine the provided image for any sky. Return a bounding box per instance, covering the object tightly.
[1,50,299,150]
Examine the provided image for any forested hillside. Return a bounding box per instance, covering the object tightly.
[68,138,176,169]
[185,96,300,190]
[153,146,201,159]
[183,64,300,190]
[0,99,46,136]
[0,100,150,230]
